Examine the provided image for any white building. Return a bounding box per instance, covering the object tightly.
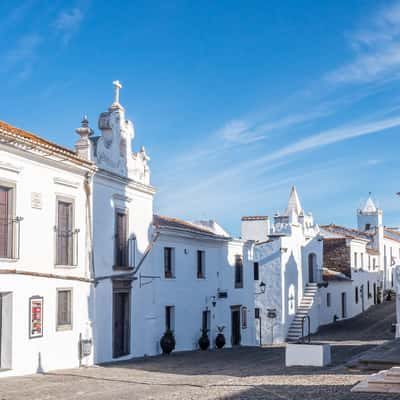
[0,120,95,377]
[86,82,256,363]
[245,187,381,344]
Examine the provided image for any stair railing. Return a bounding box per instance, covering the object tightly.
[301,315,311,344]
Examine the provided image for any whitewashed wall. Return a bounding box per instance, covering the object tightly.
[0,145,93,377]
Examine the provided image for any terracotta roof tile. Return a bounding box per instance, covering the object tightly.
[0,120,93,167]
[153,215,226,237]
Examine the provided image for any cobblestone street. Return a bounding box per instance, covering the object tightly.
[0,301,397,400]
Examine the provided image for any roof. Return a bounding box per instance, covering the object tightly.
[366,248,380,255]
[284,186,303,216]
[323,268,352,282]
[153,215,230,238]
[0,120,93,167]
[362,195,377,213]
[241,216,269,221]
[321,224,373,241]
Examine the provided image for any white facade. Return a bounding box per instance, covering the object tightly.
[0,121,95,377]
[251,188,382,344]
[89,83,255,364]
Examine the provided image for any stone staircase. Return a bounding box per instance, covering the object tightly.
[286,283,318,342]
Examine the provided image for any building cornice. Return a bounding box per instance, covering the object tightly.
[96,168,156,195]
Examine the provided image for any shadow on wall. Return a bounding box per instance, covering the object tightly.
[284,252,299,320]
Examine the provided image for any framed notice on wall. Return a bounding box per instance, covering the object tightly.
[29,296,43,338]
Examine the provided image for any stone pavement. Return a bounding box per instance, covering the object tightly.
[0,300,397,400]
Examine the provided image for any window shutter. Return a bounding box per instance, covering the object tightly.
[0,188,9,258]
[57,201,73,265]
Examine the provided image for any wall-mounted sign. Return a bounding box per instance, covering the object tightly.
[29,296,43,338]
[31,192,43,209]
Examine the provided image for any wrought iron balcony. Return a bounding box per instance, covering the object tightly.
[0,217,23,260]
[113,235,136,270]
[54,226,80,266]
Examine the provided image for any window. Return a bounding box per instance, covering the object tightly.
[56,200,74,266]
[114,210,129,268]
[253,262,259,281]
[57,289,72,330]
[365,223,371,230]
[234,255,243,288]
[242,306,247,329]
[361,253,364,269]
[355,287,359,304]
[254,308,260,319]
[373,257,376,269]
[326,292,331,307]
[164,247,175,278]
[354,252,357,268]
[368,255,371,270]
[0,185,13,259]
[197,250,205,279]
[165,305,175,332]
[202,310,210,331]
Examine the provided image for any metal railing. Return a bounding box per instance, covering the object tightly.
[0,217,23,260]
[54,226,79,266]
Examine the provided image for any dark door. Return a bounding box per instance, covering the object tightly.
[231,307,241,346]
[360,285,365,312]
[341,292,347,318]
[373,283,377,305]
[113,284,131,358]
[308,253,315,283]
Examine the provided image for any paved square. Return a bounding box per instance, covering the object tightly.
[0,301,396,400]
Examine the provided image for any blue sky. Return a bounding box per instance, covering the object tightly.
[1,1,400,235]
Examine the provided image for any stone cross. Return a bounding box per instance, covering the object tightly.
[113,80,122,105]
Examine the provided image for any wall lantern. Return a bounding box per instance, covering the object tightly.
[255,281,266,295]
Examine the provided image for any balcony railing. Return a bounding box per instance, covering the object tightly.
[114,236,136,269]
[54,227,79,266]
[0,217,23,260]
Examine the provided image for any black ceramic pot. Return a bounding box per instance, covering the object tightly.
[215,333,226,349]
[198,333,210,350]
[160,331,176,355]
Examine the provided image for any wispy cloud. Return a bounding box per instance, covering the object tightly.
[1,33,42,80]
[0,0,37,35]
[327,1,400,84]
[53,7,84,44]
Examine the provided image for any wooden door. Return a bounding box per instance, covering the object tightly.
[113,288,131,358]
[231,307,241,346]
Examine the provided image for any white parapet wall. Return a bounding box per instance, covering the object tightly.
[285,343,331,367]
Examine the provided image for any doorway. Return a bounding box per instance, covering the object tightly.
[373,283,377,305]
[112,280,131,358]
[341,292,347,318]
[0,293,12,370]
[308,253,316,283]
[231,306,241,346]
[360,285,365,312]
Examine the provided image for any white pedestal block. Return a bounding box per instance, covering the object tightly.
[285,343,331,367]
